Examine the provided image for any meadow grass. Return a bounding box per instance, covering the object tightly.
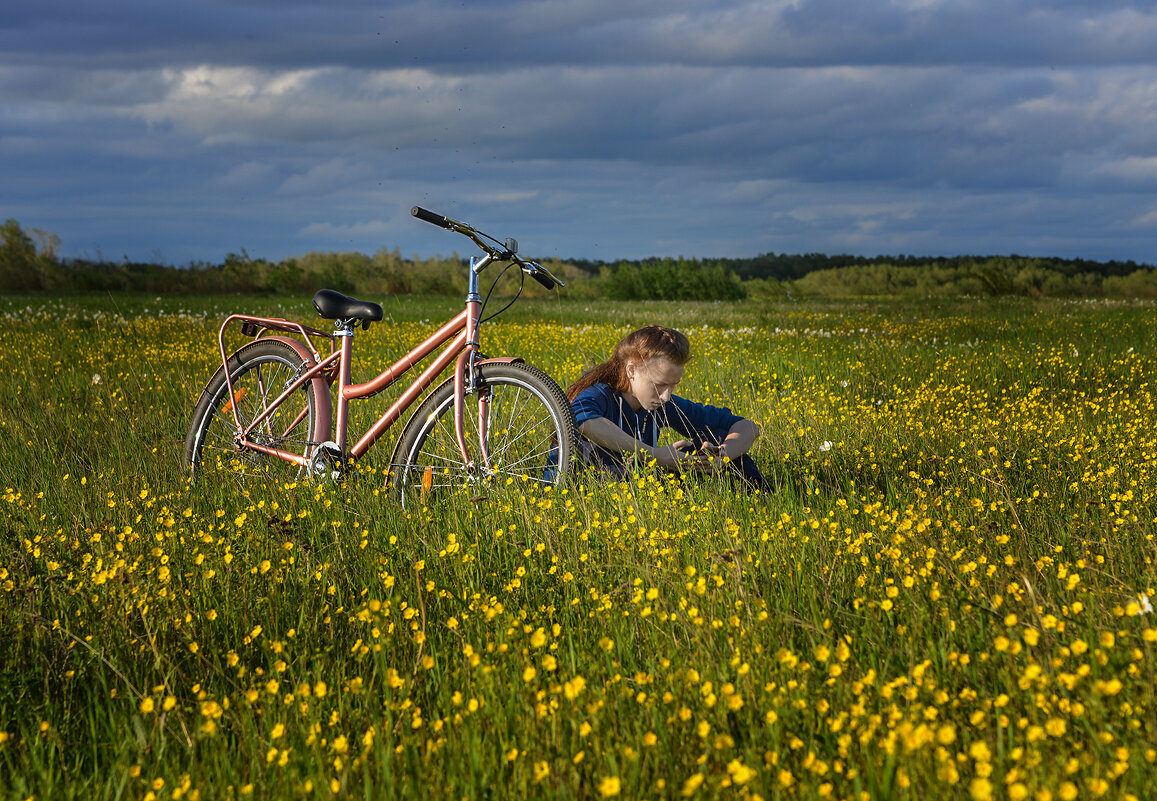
[2,292,1157,800]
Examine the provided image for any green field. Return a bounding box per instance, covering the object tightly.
[3,293,1157,800]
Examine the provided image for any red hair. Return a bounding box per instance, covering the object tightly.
[566,325,691,401]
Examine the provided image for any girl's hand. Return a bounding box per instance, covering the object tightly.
[653,441,699,468]
[687,442,725,473]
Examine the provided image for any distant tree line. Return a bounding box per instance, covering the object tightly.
[566,252,1157,299]
[782,255,1157,298]
[3,218,1156,299]
[597,257,746,301]
[0,219,591,298]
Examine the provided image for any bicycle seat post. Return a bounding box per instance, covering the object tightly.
[333,317,357,450]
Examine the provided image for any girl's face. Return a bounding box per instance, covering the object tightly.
[625,356,684,411]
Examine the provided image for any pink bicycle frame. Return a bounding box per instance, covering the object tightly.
[213,255,496,472]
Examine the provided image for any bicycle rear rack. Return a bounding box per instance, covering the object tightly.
[218,314,337,380]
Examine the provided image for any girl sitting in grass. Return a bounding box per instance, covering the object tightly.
[565,325,770,492]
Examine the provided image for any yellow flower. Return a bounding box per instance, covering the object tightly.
[936,723,956,745]
[597,776,621,797]
[1095,678,1122,696]
[681,774,704,796]
[727,759,757,784]
[969,777,993,800]
[969,741,992,762]
[139,697,155,714]
[563,676,586,700]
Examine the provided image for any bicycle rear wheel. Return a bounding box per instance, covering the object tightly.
[391,362,577,504]
[184,339,326,482]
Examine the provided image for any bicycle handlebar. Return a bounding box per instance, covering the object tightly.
[410,205,565,289]
[529,269,556,290]
[411,206,451,229]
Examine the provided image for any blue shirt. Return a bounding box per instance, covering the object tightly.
[571,382,743,471]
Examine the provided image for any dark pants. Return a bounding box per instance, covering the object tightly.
[578,439,771,494]
[728,453,772,494]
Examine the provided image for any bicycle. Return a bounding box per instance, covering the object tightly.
[183,206,578,503]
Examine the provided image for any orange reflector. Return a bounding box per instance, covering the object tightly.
[222,387,247,414]
[420,466,434,503]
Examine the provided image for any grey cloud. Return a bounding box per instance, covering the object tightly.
[5,0,1157,265]
[7,1,1157,71]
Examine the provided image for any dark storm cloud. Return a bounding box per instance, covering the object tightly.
[4,0,1157,263]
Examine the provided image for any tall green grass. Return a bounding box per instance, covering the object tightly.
[3,293,1157,800]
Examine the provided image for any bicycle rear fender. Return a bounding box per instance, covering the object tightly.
[194,335,333,444]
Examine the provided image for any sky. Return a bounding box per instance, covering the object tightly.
[5,0,1157,266]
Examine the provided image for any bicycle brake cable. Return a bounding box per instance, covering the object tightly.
[480,262,525,324]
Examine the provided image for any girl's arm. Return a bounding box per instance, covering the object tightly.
[717,419,760,460]
[578,417,690,468]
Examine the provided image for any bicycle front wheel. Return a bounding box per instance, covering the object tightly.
[184,339,326,482]
[392,362,577,504]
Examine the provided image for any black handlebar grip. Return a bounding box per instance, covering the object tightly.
[531,269,556,290]
[411,206,450,228]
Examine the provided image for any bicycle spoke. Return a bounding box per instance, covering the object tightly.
[489,408,553,461]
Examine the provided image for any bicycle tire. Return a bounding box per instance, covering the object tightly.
[391,362,577,504]
[184,339,325,481]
